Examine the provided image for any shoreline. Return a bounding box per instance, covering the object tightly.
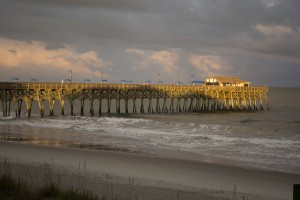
[0,141,298,200]
[1,136,299,175]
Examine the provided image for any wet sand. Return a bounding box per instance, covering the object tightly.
[0,141,298,200]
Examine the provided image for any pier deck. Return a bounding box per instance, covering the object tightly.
[0,82,269,117]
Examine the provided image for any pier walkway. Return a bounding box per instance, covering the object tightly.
[0,82,268,117]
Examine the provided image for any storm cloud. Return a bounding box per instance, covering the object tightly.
[0,0,299,86]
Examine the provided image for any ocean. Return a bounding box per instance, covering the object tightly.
[1,87,299,174]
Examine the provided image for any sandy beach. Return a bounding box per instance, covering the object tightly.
[0,141,298,200]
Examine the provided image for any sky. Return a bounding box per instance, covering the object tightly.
[0,0,300,86]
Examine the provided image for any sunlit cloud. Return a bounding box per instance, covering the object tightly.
[125,48,145,57]
[0,37,112,81]
[256,24,294,37]
[189,55,230,78]
[262,0,282,8]
[126,48,180,73]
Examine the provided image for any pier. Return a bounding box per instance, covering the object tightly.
[0,82,269,117]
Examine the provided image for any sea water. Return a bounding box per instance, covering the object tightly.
[0,87,299,173]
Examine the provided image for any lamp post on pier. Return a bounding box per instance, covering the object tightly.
[69,69,72,83]
[157,74,162,84]
[191,75,194,85]
[84,79,90,88]
[11,77,19,83]
[101,72,104,84]
[176,74,180,85]
[11,77,19,90]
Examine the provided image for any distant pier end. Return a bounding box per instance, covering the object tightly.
[0,82,269,117]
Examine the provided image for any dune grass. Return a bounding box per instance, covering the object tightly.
[0,172,99,200]
[0,157,102,200]
[0,158,256,200]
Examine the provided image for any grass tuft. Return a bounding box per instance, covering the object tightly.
[0,171,99,200]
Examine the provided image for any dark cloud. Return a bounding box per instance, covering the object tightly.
[0,0,300,86]
[1,0,299,47]
[8,0,164,13]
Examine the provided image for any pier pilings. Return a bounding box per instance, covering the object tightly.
[0,82,269,117]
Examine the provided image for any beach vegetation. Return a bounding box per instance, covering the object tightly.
[0,158,256,200]
[0,158,100,200]
[0,172,99,200]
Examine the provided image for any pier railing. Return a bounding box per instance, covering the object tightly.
[0,82,268,92]
[0,82,269,117]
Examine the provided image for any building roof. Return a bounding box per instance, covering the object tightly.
[207,76,248,83]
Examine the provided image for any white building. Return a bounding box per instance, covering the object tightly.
[205,76,251,87]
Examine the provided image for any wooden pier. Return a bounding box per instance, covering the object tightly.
[0,82,269,117]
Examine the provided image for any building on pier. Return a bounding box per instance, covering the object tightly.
[205,76,251,87]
